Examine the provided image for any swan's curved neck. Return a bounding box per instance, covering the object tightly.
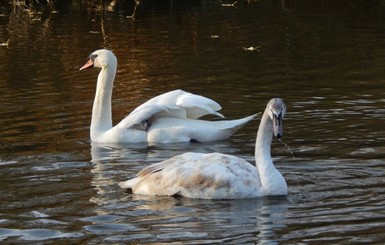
[255,110,282,194]
[255,110,273,165]
[90,63,116,141]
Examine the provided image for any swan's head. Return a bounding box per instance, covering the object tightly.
[266,98,286,138]
[79,49,117,71]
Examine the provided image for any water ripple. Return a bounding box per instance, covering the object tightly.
[0,228,83,241]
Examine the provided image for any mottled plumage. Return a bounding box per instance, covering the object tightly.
[120,98,288,199]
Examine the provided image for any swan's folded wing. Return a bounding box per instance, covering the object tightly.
[119,152,262,199]
[176,92,224,119]
[131,89,224,120]
[119,153,207,195]
[130,90,186,114]
[117,104,186,129]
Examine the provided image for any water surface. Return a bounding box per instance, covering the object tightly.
[1,0,385,243]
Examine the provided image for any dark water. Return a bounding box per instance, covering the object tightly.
[1,0,385,243]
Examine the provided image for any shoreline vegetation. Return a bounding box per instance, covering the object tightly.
[0,0,242,49]
[2,0,141,18]
[0,0,221,16]
[0,0,177,48]
[1,0,240,16]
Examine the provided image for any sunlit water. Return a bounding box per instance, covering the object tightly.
[1,0,385,243]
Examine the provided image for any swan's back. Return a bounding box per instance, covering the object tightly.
[120,152,262,199]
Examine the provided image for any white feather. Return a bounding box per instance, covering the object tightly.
[80,49,256,143]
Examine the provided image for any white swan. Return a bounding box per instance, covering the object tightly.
[80,49,256,144]
[119,98,288,199]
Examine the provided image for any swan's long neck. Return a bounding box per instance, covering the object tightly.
[90,63,116,141]
[255,110,285,195]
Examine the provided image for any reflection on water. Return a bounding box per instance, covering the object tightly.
[1,0,385,243]
[88,141,289,244]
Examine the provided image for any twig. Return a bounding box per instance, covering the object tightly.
[127,0,140,20]
[0,39,10,47]
[222,1,237,7]
[243,46,261,52]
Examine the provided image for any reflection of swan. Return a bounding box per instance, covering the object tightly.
[80,49,256,144]
[120,98,288,199]
[90,142,149,163]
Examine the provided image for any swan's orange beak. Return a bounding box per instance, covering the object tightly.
[273,113,283,138]
[79,59,94,71]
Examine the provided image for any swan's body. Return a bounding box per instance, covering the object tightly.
[80,49,256,143]
[119,98,288,199]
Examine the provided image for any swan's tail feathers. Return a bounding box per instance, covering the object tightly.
[233,113,259,125]
[119,179,135,189]
[219,113,259,135]
[194,113,259,142]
